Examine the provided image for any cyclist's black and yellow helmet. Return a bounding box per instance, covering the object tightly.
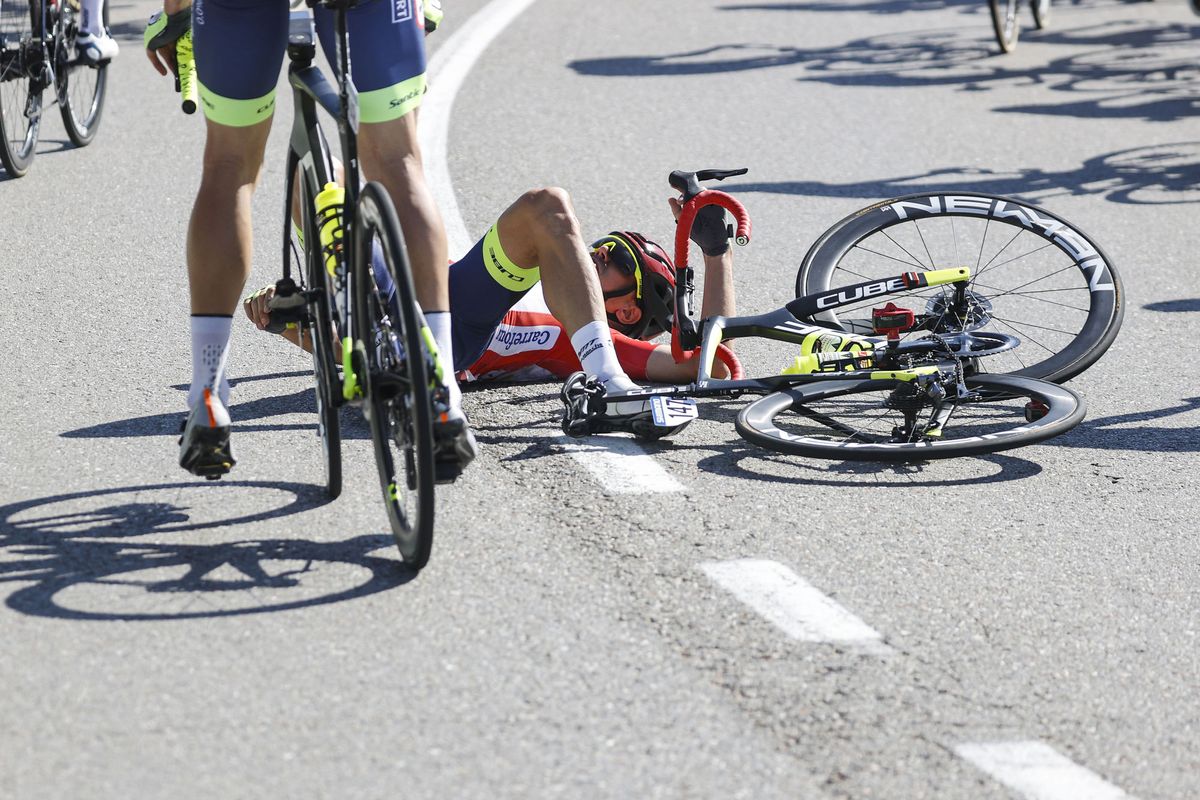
[590,231,676,340]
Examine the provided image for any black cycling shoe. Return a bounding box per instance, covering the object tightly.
[178,392,235,480]
[560,372,691,441]
[432,413,477,484]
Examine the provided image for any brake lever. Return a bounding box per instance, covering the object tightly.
[668,167,749,201]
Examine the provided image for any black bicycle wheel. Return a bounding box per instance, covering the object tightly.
[795,192,1123,384]
[1030,0,1049,30]
[735,373,1084,462]
[297,175,343,499]
[353,181,435,569]
[0,0,41,176]
[989,0,1020,53]
[55,0,106,146]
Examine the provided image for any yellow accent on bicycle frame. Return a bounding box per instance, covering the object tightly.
[869,366,939,381]
[782,354,820,375]
[922,267,970,287]
[420,325,444,384]
[341,337,362,400]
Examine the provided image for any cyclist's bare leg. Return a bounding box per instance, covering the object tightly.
[357,111,470,421]
[495,187,639,394]
[496,187,607,333]
[358,110,449,310]
[178,116,271,478]
[188,116,272,315]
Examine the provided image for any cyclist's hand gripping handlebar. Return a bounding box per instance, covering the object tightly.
[145,8,197,114]
[669,168,751,271]
[668,169,751,359]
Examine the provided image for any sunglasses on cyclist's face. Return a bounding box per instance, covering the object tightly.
[592,246,642,301]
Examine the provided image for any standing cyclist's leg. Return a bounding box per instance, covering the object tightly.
[177,0,287,479]
[316,1,474,473]
[77,0,119,63]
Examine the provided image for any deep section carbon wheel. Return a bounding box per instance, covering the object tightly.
[735,373,1084,462]
[989,0,1020,52]
[795,192,1123,384]
[1030,0,1050,30]
[296,174,343,499]
[55,0,106,146]
[353,181,435,569]
[0,0,41,176]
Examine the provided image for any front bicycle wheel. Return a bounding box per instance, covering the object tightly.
[295,172,343,499]
[989,0,1020,53]
[55,0,106,146]
[795,192,1123,384]
[0,0,42,176]
[735,373,1084,462]
[1030,0,1050,30]
[353,181,435,569]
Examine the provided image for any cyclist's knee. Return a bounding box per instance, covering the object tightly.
[514,187,578,235]
[201,119,271,185]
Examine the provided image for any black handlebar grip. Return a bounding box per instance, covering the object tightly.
[669,168,749,201]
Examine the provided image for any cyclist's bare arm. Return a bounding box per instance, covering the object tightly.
[642,197,738,381]
[642,250,734,382]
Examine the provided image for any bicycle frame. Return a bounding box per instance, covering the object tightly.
[277,6,363,392]
[589,177,991,406]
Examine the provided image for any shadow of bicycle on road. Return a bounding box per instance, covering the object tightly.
[569,19,1200,127]
[1050,397,1200,454]
[0,482,411,621]
[471,398,1049,488]
[60,370,372,440]
[725,141,1200,205]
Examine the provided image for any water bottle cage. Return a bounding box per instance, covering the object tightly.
[315,203,345,276]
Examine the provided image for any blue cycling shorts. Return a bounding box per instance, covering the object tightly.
[368,226,542,372]
[192,0,428,127]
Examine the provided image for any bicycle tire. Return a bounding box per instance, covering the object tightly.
[297,175,343,499]
[989,0,1020,53]
[735,373,1084,462]
[55,0,106,146]
[1030,0,1049,29]
[0,0,42,176]
[353,181,435,569]
[795,192,1123,384]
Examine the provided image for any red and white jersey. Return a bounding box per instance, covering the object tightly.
[458,285,657,383]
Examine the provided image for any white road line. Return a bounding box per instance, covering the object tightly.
[561,438,686,494]
[422,0,541,257]
[700,559,893,655]
[955,741,1135,800]
[422,0,685,495]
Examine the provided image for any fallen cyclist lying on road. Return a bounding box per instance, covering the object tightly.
[244,183,741,433]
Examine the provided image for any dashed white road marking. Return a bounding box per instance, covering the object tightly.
[700,559,893,655]
[561,437,686,494]
[422,0,685,494]
[955,741,1135,800]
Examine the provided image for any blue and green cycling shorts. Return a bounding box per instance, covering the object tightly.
[367,225,542,372]
[192,0,429,127]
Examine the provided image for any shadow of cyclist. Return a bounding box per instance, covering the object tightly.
[0,482,412,621]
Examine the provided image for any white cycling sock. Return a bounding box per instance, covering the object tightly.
[188,315,233,411]
[425,311,463,418]
[78,0,103,35]
[571,321,637,394]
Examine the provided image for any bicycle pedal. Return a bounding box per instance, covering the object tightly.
[434,459,463,485]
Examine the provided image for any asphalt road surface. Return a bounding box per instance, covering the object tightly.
[2,0,1199,797]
